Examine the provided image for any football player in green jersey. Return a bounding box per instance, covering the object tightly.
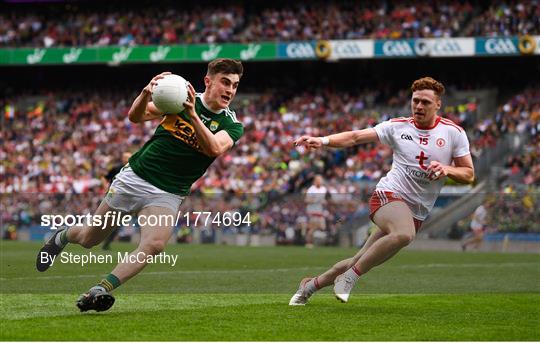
[36,59,244,312]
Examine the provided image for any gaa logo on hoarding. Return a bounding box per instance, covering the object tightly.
[414,39,464,56]
[285,43,315,58]
[485,38,517,54]
[332,41,362,57]
[382,41,414,56]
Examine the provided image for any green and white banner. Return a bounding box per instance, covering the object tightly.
[0,43,276,65]
[0,36,538,65]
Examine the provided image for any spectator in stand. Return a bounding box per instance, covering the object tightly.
[12,1,540,47]
[464,1,540,37]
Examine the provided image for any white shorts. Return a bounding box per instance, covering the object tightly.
[105,165,184,214]
[307,213,326,228]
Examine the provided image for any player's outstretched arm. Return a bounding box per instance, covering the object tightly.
[183,83,233,157]
[294,128,379,150]
[128,72,171,123]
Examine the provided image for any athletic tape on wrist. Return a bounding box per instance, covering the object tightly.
[321,137,330,146]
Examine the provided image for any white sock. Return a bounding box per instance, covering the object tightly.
[303,278,320,295]
[343,266,362,283]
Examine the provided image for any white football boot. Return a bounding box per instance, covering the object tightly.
[289,277,315,306]
[333,274,356,303]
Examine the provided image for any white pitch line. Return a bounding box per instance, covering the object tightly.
[394,262,540,269]
[0,262,538,281]
[0,266,320,281]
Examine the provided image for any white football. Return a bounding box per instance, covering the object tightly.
[152,74,189,114]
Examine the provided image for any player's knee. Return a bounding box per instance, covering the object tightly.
[79,236,99,249]
[393,232,415,246]
[140,240,166,256]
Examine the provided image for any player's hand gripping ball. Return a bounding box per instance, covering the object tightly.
[152,74,189,114]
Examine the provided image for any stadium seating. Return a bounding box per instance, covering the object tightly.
[2,86,538,243]
[2,1,538,47]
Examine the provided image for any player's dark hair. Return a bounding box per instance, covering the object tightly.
[207,58,243,78]
[411,77,445,98]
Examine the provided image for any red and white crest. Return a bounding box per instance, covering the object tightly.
[436,138,446,147]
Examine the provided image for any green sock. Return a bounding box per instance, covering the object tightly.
[98,274,121,292]
[59,228,69,245]
[55,228,69,247]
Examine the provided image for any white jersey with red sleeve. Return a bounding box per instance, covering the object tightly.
[373,116,470,220]
[305,185,327,216]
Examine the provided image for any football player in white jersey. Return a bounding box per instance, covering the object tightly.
[462,201,490,251]
[289,77,474,305]
[304,175,328,248]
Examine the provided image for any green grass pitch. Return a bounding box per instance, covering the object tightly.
[1,241,539,341]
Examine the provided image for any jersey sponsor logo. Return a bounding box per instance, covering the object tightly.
[405,166,436,183]
[436,138,446,147]
[161,115,202,151]
[415,151,429,170]
[400,133,413,141]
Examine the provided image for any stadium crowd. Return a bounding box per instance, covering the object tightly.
[2,1,538,47]
[2,84,538,243]
[494,134,539,233]
[1,87,392,241]
[463,0,540,37]
[456,135,539,238]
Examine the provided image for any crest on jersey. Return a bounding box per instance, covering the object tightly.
[436,138,446,147]
[209,120,219,131]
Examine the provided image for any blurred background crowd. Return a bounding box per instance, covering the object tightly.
[2,0,539,47]
[2,84,538,243]
[1,0,539,246]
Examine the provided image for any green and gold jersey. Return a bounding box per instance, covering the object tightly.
[129,94,243,195]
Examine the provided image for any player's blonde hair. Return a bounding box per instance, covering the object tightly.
[411,77,445,98]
